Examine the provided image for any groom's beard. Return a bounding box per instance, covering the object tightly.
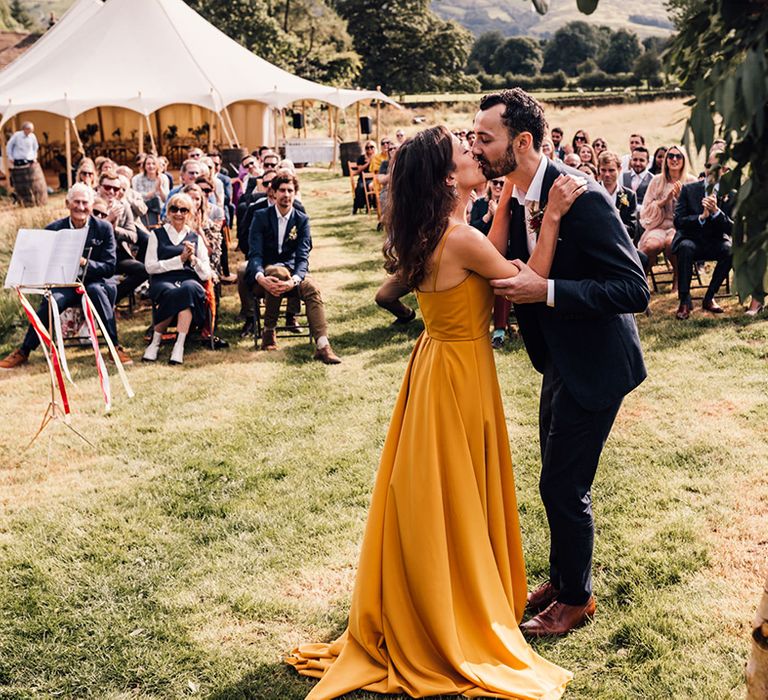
[477,146,517,180]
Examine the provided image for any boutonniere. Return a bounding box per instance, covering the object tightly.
[286,226,297,242]
[529,204,546,234]
[618,192,629,208]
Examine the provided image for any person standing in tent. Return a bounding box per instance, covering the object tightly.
[7,121,48,207]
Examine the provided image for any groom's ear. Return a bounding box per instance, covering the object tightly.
[516,132,534,153]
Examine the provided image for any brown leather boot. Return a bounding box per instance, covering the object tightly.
[314,344,341,364]
[261,328,278,351]
[0,348,29,370]
[520,597,596,637]
[526,581,560,615]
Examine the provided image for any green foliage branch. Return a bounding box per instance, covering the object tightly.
[666,0,768,298]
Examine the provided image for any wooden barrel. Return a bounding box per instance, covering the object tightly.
[339,141,363,177]
[11,162,48,207]
[220,147,249,178]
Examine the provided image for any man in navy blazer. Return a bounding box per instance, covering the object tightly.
[671,149,734,319]
[0,183,131,369]
[245,173,341,364]
[474,89,649,636]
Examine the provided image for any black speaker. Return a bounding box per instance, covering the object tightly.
[292,113,304,130]
[359,116,372,135]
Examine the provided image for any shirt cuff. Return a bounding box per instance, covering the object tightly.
[255,271,264,281]
[547,279,555,307]
[699,215,707,225]
[291,275,301,287]
[711,209,721,219]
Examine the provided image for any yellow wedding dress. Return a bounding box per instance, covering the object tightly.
[287,229,572,699]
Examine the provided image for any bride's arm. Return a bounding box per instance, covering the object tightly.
[527,174,587,279]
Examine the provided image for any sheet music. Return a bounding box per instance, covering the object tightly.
[4,228,88,288]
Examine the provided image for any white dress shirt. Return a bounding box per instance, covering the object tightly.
[7,130,39,161]
[145,224,212,280]
[512,154,556,307]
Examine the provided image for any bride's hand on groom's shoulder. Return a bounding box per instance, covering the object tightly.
[547,174,588,220]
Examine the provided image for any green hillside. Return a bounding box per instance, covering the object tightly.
[432,0,673,39]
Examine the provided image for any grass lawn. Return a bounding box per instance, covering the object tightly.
[0,171,766,699]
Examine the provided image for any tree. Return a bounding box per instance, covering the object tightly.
[467,31,505,73]
[491,36,543,76]
[336,0,472,93]
[632,50,662,87]
[9,0,33,30]
[598,28,642,74]
[541,21,604,76]
[184,0,361,86]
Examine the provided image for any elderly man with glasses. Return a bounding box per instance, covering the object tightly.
[0,183,132,369]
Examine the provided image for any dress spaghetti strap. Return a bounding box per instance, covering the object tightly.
[432,224,461,292]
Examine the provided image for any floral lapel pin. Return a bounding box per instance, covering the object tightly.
[286,225,298,242]
[529,203,546,235]
[618,192,629,208]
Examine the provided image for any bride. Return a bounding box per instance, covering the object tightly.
[287,125,586,699]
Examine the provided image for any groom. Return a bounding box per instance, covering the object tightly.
[473,89,650,636]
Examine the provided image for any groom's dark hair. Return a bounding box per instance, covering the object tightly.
[479,88,547,151]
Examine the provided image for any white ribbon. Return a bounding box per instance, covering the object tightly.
[49,293,75,386]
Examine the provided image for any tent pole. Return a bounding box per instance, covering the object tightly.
[376,86,381,141]
[223,106,240,148]
[0,128,7,179]
[216,111,232,147]
[64,118,72,190]
[97,107,105,143]
[154,111,163,156]
[327,104,332,137]
[145,114,157,155]
[356,102,360,142]
[208,109,214,151]
[302,101,307,139]
[138,115,144,157]
[281,109,288,140]
[70,118,84,154]
[273,109,279,149]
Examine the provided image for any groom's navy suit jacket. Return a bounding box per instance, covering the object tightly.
[509,160,650,411]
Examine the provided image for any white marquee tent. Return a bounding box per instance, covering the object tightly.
[0,0,397,175]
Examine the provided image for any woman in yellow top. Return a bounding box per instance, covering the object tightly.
[287,125,585,699]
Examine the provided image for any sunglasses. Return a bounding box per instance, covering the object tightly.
[93,210,108,219]
[263,162,278,169]
[169,205,189,214]
[667,153,683,160]
[244,161,256,168]
[575,135,586,141]
[200,188,212,194]
[80,171,95,176]
[365,146,375,150]
[491,180,504,187]
[101,184,120,193]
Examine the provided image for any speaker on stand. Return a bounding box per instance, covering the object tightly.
[292,113,304,136]
[359,116,372,137]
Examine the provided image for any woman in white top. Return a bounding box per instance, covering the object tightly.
[142,193,212,365]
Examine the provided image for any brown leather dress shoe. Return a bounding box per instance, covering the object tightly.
[261,329,278,351]
[0,347,29,370]
[114,346,133,366]
[314,344,341,364]
[675,303,691,320]
[702,298,724,313]
[520,597,596,638]
[527,581,560,615]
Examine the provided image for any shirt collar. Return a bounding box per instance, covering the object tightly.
[68,216,88,229]
[276,207,293,222]
[512,154,548,206]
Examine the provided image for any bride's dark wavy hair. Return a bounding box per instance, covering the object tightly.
[382,125,457,289]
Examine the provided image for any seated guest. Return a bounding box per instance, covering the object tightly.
[571,129,589,154]
[158,156,174,189]
[541,137,556,161]
[620,133,646,173]
[96,157,117,175]
[563,152,581,168]
[246,173,341,364]
[190,178,225,276]
[187,147,204,161]
[621,146,653,210]
[132,154,169,228]
[592,138,608,157]
[577,162,598,179]
[237,171,304,335]
[649,146,667,175]
[142,193,212,365]
[371,137,391,174]
[639,146,696,279]
[551,126,567,159]
[598,151,637,240]
[76,158,97,189]
[466,130,476,147]
[352,141,376,214]
[577,142,597,168]
[671,149,735,319]
[163,159,203,217]
[375,142,399,214]
[117,172,149,229]
[0,183,131,369]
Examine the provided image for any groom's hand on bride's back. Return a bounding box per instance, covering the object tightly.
[491,261,547,304]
